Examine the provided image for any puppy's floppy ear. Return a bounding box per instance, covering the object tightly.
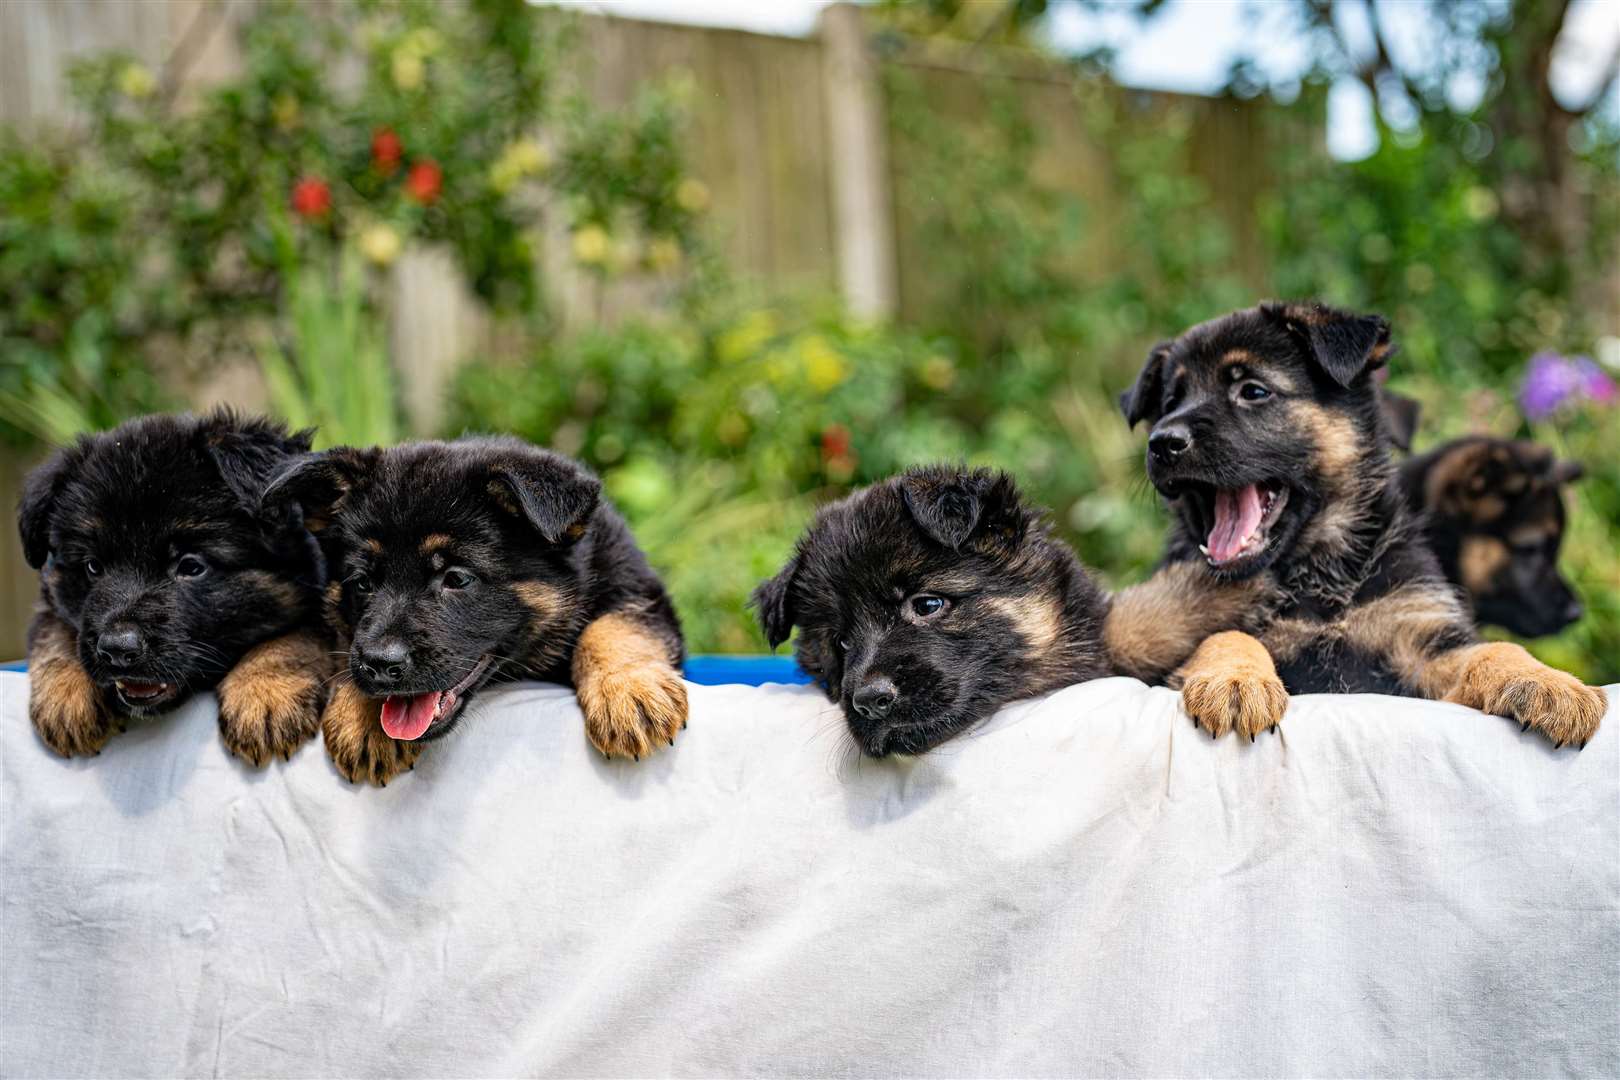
[1263,300,1394,388]
[900,467,1029,553]
[202,410,318,518]
[1120,342,1172,429]
[261,448,375,532]
[486,448,601,545]
[17,444,83,569]
[751,554,799,650]
[1379,390,1422,452]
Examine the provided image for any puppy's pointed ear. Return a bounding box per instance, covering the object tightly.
[17,444,82,569]
[751,554,799,650]
[486,449,601,545]
[261,448,375,533]
[1379,390,1422,452]
[1549,458,1584,485]
[900,467,1029,553]
[1264,301,1394,388]
[202,411,318,518]
[1120,342,1172,429]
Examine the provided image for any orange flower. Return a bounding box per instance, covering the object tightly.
[405,160,442,204]
[290,176,331,218]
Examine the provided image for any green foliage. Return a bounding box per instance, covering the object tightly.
[257,235,403,449]
[0,0,700,445]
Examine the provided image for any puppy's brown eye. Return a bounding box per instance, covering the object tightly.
[1238,382,1271,402]
[174,554,208,579]
[910,595,949,618]
[442,568,476,590]
[837,637,852,653]
[84,559,103,579]
[350,573,373,595]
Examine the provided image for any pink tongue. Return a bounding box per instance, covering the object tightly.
[380,692,439,741]
[1208,484,1264,563]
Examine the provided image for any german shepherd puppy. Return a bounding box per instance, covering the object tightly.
[1400,437,1585,638]
[262,436,686,785]
[753,466,1111,757]
[18,411,329,763]
[1120,301,1605,747]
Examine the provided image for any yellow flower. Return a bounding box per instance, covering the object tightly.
[359,223,402,266]
[717,310,776,363]
[645,237,683,273]
[675,178,710,213]
[118,63,155,99]
[271,92,300,132]
[571,224,611,266]
[507,138,550,175]
[801,335,849,392]
[392,48,424,91]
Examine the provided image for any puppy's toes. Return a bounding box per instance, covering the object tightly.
[1181,671,1289,740]
[29,663,116,758]
[321,682,420,786]
[1499,674,1605,749]
[1180,674,1238,739]
[218,668,323,767]
[579,661,688,761]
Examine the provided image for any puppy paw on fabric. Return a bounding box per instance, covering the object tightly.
[217,633,328,766]
[578,661,689,760]
[30,659,118,757]
[321,681,421,786]
[1174,630,1289,740]
[1444,643,1605,748]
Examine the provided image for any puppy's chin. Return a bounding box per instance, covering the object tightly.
[846,711,982,758]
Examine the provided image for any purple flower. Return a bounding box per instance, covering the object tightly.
[1520,351,1580,421]
[1519,351,1617,420]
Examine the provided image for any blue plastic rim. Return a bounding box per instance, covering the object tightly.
[0,655,810,687]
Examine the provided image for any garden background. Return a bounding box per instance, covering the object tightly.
[2,0,1617,679]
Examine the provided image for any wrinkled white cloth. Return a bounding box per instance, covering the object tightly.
[2,670,1615,1079]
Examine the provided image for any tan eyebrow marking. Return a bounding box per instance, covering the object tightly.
[419,534,453,554]
[364,537,384,554]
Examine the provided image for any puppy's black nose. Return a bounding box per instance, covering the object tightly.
[96,625,146,669]
[1149,424,1192,465]
[355,639,412,685]
[853,678,898,721]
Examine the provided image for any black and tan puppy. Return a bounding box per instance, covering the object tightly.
[753,466,1112,757]
[1400,437,1584,637]
[262,436,686,785]
[18,411,329,763]
[1119,300,1605,747]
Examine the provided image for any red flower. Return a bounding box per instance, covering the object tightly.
[290,176,331,218]
[371,127,403,175]
[405,159,442,204]
[819,423,851,462]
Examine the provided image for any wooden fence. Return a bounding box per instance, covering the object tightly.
[0,1,1273,656]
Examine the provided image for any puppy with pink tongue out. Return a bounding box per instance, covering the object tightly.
[263,436,689,786]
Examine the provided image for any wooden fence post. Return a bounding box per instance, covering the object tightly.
[819,2,897,321]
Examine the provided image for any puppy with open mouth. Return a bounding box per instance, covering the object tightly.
[18,411,329,764]
[263,436,687,785]
[1119,300,1606,747]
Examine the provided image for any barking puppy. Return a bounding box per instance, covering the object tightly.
[1400,437,1585,637]
[262,436,686,785]
[753,466,1111,757]
[18,411,328,763]
[1120,301,1605,747]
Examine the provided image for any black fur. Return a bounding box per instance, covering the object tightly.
[1399,436,1584,637]
[1123,301,1476,694]
[19,410,320,716]
[754,465,1109,757]
[263,436,683,741]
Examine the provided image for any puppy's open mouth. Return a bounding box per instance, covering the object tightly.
[378,655,494,742]
[113,679,181,711]
[1173,480,1290,572]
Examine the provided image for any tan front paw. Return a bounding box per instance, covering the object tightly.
[1443,642,1605,748]
[578,661,689,761]
[1174,630,1289,740]
[29,659,118,757]
[321,681,421,786]
[217,636,327,766]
